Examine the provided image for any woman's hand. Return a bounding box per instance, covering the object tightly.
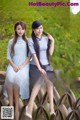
[13,65,19,72]
[39,68,46,75]
[18,65,24,70]
[18,57,31,70]
[47,33,54,41]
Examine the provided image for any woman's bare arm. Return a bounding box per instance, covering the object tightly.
[47,34,55,56]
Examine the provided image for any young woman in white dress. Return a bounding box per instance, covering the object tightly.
[4,21,30,120]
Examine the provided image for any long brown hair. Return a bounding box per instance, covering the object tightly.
[11,21,29,55]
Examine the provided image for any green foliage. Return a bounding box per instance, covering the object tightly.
[0,39,9,70]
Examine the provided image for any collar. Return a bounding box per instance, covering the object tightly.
[36,36,42,41]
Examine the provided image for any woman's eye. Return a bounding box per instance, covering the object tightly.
[18,28,21,30]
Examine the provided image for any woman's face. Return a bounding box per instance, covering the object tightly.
[33,25,43,37]
[16,25,25,37]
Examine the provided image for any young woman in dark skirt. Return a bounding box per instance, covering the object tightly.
[25,20,56,118]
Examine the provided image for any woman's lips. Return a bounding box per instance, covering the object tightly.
[19,33,22,34]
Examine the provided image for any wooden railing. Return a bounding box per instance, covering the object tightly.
[0,71,80,120]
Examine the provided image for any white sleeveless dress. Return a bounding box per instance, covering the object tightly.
[4,37,29,100]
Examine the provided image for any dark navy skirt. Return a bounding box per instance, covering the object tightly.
[29,64,56,92]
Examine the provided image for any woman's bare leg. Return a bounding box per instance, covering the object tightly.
[19,98,23,113]
[13,84,20,120]
[46,78,55,114]
[6,83,13,106]
[26,82,41,116]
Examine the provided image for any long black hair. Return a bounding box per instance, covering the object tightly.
[31,20,51,64]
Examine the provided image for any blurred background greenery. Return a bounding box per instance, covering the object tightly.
[0,0,80,97]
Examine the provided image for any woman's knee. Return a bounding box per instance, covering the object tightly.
[46,81,53,89]
[6,84,13,91]
[13,84,20,91]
